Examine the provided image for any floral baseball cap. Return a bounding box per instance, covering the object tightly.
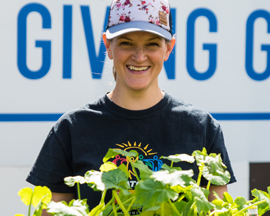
[106,0,173,40]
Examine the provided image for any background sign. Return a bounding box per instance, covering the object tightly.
[0,0,270,214]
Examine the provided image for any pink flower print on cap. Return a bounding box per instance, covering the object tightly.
[106,0,172,40]
[125,16,131,22]
[124,0,131,5]
[161,5,169,14]
[116,2,122,8]
[119,15,125,21]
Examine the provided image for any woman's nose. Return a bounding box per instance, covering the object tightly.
[131,47,147,62]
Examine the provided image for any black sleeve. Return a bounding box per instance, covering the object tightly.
[201,123,237,186]
[26,127,75,193]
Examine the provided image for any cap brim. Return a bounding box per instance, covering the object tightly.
[106,21,172,40]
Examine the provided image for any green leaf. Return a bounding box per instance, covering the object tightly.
[18,187,33,206]
[161,154,195,163]
[47,200,88,216]
[190,187,214,213]
[151,169,195,187]
[140,206,160,216]
[84,170,105,191]
[132,160,153,180]
[33,200,44,216]
[32,186,52,207]
[202,154,231,185]
[194,196,214,213]
[118,163,130,178]
[234,197,248,212]
[18,186,52,208]
[251,188,270,215]
[188,205,197,216]
[135,178,178,208]
[101,169,130,195]
[212,199,224,209]
[162,164,182,172]
[223,192,234,204]
[103,148,137,163]
[210,200,232,216]
[156,202,174,216]
[192,148,208,167]
[181,201,194,216]
[99,162,117,172]
[173,200,188,215]
[64,176,85,187]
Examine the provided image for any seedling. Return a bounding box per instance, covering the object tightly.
[16,148,270,216]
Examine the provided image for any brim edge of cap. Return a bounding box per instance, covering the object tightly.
[106,21,172,40]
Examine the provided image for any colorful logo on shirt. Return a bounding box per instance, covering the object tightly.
[111,141,163,189]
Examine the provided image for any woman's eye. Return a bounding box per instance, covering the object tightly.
[148,43,159,47]
[120,42,132,46]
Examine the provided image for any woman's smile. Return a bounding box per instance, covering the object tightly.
[126,65,151,75]
[127,65,150,72]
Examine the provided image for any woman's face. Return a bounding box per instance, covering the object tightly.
[104,31,174,93]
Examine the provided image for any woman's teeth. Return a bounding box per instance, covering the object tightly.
[127,66,149,71]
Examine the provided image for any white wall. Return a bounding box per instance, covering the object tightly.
[1,0,270,215]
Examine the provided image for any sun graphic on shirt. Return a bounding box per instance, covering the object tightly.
[114,141,161,180]
[116,141,157,156]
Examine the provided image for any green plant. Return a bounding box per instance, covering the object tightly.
[16,148,270,216]
[15,186,51,216]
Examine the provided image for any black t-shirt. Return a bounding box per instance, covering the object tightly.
[26,93,236,209]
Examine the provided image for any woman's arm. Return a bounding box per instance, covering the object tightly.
[208,185,228,201]
[42,192,75,216]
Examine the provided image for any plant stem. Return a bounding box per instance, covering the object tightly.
[28,192,34,216]
[209,210,216,216]
[206,181,211,191]
[123,197,136,206]
[108,197,135,216]
[161,202,165,216]
[177,194,185,202]
[77,182,81,200]
[190,202,196,215]
[112,190,130,216]
[103,198,115,216]
[171,161,174,168]
[128,157,140,182]
[137,208,142,214]
[197,165,204,186]
[112,199,118,216]
[169,200,182,216]
[100,190,107,205]
[233,200,266,216]
[104,197,113,209]
[126,197,136,213]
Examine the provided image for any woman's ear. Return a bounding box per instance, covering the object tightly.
[164,37,176,61]
[102,33,113,60]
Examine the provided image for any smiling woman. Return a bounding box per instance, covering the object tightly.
[26,0,236,215]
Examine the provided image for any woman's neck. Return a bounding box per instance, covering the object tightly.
[107,87,165,110]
